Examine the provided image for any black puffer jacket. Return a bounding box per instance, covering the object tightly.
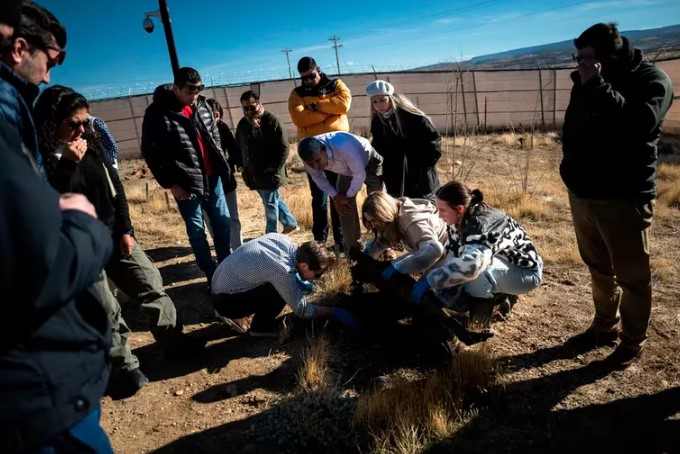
[371,108,441,198]
[561,40,674,200]
[141,84,231,198]
[0,121,113,452]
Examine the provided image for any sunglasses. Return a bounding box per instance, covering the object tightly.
[300,72,318,82]
[66,119,89,130]
[242,104,259,112]
[572,53,598,64]
[183,84,205,93]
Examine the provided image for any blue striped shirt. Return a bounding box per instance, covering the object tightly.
[211,233,317,318]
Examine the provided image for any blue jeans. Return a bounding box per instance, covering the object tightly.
[176,174,231,278]
[464,257,542,298]
[36,406,113,453]
[436,257,542,306]
[257,189,297,234]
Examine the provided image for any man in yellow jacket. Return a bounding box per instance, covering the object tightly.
[288,56,351,253]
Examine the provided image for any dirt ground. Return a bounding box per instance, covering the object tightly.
[102,134,680,453]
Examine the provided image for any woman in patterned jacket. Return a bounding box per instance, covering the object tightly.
[411,181,543,323]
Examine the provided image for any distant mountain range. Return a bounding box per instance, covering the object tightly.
[417,24,680,71]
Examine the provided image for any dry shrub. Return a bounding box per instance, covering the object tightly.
[297,332,334,391]
[356,347,495,451]
[657,163,680,209]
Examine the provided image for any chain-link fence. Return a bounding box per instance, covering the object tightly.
[88,60,680,160]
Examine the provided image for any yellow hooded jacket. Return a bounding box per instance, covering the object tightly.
[288,75,351,140]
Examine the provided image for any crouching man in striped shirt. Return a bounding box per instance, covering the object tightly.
[211,233,358,336]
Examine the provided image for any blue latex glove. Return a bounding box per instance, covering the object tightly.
[382,264,399,280]
[411,277,431,304]
[295,272,314,295]
[332,307,359,331]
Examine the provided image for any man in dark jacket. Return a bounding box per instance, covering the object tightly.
[236,90,298,235]
[561,23,674,369]
[0,1,114,451]
[142,67,232,281]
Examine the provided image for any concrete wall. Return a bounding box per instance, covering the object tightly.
[88,61,680,159]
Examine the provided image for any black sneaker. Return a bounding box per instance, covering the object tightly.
[565,327,619,354]
[106,367,149,398]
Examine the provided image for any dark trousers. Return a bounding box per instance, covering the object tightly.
[308,172,344,249]
[212,283,287,331]
[568,192,654,346]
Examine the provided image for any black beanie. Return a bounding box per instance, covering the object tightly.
[0,0,22,28]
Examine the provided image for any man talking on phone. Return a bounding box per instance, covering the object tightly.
[561,22,673,369]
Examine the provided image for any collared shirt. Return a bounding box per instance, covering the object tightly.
[211,233,317,319]
[304,131,373,198]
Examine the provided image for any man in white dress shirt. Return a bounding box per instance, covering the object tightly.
[298,131,383,252]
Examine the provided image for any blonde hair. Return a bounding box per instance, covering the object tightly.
[369,93,432,136]
[361,192,404,246]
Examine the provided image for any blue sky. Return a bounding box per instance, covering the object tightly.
[38,0,680,98]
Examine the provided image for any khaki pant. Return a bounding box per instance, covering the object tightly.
[568,192,654,346]
[336,153,384,252]
[92,239,180,372]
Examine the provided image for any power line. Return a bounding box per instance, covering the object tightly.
[329,35,343,75]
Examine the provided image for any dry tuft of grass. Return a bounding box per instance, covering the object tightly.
[279,185,313,230]
[297,332,334,391]
[315,258,353,301]
[355,347,496,452]
[657,163,680,209]
[651,257,678,284]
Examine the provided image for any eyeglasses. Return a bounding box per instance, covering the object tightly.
[66,119,89,130]
[242,104,259,112]
[300,72,318,82]
[182,84,205,93]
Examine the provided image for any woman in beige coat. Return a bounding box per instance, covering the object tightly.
[361,192,448,279]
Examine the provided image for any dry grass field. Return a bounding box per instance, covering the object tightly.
[102,133,680,453]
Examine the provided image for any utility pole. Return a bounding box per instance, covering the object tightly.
[329,35,342,75]
[282,47,296,87]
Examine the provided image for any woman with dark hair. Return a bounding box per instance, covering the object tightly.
[411,181,543,323]
[33,85,205,394]
[366,80,441,199]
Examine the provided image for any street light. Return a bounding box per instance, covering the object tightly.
[143,0,180,77]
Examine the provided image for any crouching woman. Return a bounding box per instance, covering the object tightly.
[412,181,543,322]
[362,191,448,277]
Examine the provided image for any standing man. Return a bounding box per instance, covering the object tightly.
[561,23,673,369]
[298,131,383,252]
[1,1,115,451]
[288,56,350,252]
[142,67,232,283]
[236,90,298,235]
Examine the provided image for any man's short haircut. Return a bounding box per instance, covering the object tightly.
[206,98,223,117]
[297,241,335,276]
[297,56,317,73]
[574,22,623,58]
[297,137,324,162]
[12,1,67,52]
[240,90,259,103]
[174,67,201,86]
